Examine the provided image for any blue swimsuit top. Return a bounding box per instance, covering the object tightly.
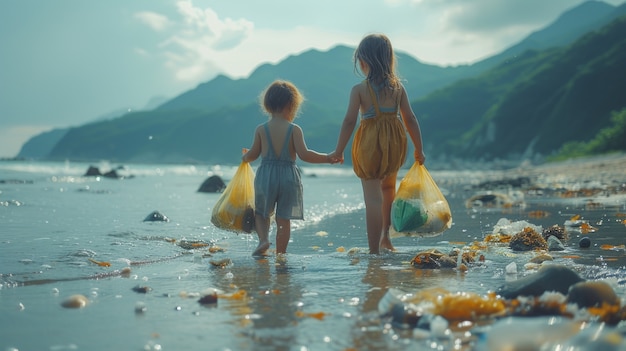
[361,82,398,119]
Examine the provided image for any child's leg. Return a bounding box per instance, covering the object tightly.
[252,214,271,256]
[361,179,383,254]
[380,172,398,251]
[275,217,291,254]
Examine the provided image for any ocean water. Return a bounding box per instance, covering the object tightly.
[1,160,626,351]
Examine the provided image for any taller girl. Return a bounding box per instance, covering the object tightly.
[330,34,426,254]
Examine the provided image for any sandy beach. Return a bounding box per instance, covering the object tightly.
[504,153,626,186]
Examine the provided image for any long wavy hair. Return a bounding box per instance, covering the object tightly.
[354,34,401,92]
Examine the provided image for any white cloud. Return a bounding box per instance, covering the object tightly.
[386,0,589,65]
[173,0,253,49]
[135,11,171,32]
[139,0,254,82]
[206,26,358,78]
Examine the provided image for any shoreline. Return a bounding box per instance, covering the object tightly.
[507,153,626,182]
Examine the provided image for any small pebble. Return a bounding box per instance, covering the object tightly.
[135,302,147,314]
[61,294,89,309]
[505,262,517,274]
[132,285,152,294]
[579,237,591,248]
[430,315,450,338]
[198,293,218,305]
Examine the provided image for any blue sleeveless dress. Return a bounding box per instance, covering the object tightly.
[254,123,304,220]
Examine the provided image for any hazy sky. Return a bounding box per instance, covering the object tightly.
[1,0,623,157]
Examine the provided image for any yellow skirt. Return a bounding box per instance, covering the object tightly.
[351,114,407,180]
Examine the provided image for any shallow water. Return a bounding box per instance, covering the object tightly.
[1,160,626,351]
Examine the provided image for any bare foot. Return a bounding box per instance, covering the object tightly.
[380,236,396,252]
[252,241,271,256]
[275,253,288,264]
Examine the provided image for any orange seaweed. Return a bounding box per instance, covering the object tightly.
[580,222,597,233]
[191,242,210,248]
[528,210,550,218]
[587,302,621,323]
[432,291,506,321]
[296,311,327,320]
[219,289,247,300]
[88,258,111,267]
[600,244,625,251]
[484,233,511,243]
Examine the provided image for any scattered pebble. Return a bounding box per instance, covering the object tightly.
[135,302,147,314]
[61,294,89,309]
[132,285,152,294]
[505,262,517,274]
[567,280,620,308]
[579,237,591,248]
[198,292,218,305]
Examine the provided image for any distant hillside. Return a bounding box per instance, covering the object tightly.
[39,1,626,165]
[418,14,626,161]
[18,98,171,159]
[17,128,68,159]
[46,45,481,164]
[472,1,626,70]
[155,45,475,114]
[47,102,342,164]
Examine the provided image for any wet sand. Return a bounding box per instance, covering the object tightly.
[503,153,626,186]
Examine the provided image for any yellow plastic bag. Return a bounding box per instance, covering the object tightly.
[391,162,452,237]
[211,161,255,233]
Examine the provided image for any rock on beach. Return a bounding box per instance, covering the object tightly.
[61,294,90,309]
[497,264,584,299]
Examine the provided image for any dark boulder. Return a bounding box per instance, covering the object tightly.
[103,170,119,179]
[84,166,102,176]
[198,175,226,193]
[144,210,169,222]
[579,237,591,248]
[567,280,620,308]
[497,264,584,299]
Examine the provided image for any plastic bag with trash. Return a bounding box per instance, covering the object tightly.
[211,160,255,233]
[391,162,452,237]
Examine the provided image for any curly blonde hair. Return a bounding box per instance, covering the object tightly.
[261,80,304,121]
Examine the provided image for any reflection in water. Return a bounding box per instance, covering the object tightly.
[361,257,390,313]
[220,257,303,351]
[351,255,473,350]
[352,257,391,351]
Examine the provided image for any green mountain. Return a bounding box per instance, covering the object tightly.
[45,46,481,164]
[155,45,475,113]
[472,1,626,71]
[37,2,626,165]
[417,13,626,161]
